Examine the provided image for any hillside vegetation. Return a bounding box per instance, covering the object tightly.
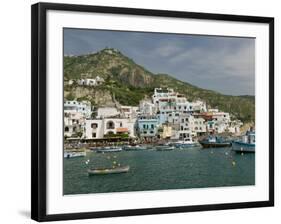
[64,48,255,122]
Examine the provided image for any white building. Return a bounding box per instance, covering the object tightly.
[228,120,243,134]
[78,76,104,86]
[120,106,139,119]
[85,118,136,139]
[139,100,156,116]
[64,111,86,138]
[64,100,92,118]
[191,117,207,136]
[190,100,207,112]
[96,107,120,118]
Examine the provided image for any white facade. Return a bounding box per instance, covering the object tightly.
[190,100,207,112]
[191,117,207,135]
[85,118,136,139]
[228,120,243,134]
[139,100,156,116]
[78,76,104,86]
[120,106,139,119]
[64,100,91,118]
[64,111,86,138]
[96,107,120,119]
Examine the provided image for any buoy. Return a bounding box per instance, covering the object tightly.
[225,152,228,155]
[232,161,236,166]
[241,152,244,156]
[113,161,117,164]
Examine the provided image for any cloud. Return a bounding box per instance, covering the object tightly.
[64,28,255,95]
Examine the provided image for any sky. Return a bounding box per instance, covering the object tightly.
[64,28,255,96]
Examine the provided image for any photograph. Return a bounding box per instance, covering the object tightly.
[63,28,256,195]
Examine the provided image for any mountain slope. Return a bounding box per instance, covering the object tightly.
[64,48,255,122]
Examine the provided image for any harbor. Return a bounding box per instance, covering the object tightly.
[64,145,255,195]
[63,86,255,194]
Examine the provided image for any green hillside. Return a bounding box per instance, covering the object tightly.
[64,48,255,122]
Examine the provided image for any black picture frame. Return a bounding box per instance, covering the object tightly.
[31,2,274,222]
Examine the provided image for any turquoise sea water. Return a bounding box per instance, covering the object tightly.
[63,147,255,195]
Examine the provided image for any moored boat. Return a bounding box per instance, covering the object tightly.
[123,145,146,151]
[155,145,175,151]
[199,136,231,148]
[96,146,122,153]
[174,138,198,148]
[232,131,255,153]
[64,151,86,158]
[88,165,130,175]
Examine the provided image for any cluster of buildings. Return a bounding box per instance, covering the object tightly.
[64,88,243,142]
[67,76,105,86]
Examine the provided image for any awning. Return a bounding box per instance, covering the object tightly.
[116,127,129,133]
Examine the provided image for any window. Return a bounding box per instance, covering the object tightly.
[91,123,98,129]
[150,131,154,134]
[143,124,146,129]
[64,127,69,132]
[151,124,154,129]
[92,133,96,138]
[120,122,123,127]
[106,121,115,129]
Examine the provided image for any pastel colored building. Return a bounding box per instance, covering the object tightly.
[137,115,159,140]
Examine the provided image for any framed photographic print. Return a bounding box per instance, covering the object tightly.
[31,2,274,222]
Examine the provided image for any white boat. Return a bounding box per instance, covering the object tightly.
[64,151,86,158]
[123,145,146,151]
[174,138,198,148]
[156,145,175,151]
[96,146,122,153]
[232,131,255,153]
[88,165,130,175]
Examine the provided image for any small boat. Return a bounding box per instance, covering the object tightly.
[174,138,198,148]
[64,151,86,158]
[96,146,122,153]
[232,131,255,153]
[123,145,146,151]
[199,136,232,148]
[155,145,175,151]
[88,165,130,175]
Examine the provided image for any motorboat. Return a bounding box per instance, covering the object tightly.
[88,165,130,175]
[199,136,232,148]
[232,131,255,153]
